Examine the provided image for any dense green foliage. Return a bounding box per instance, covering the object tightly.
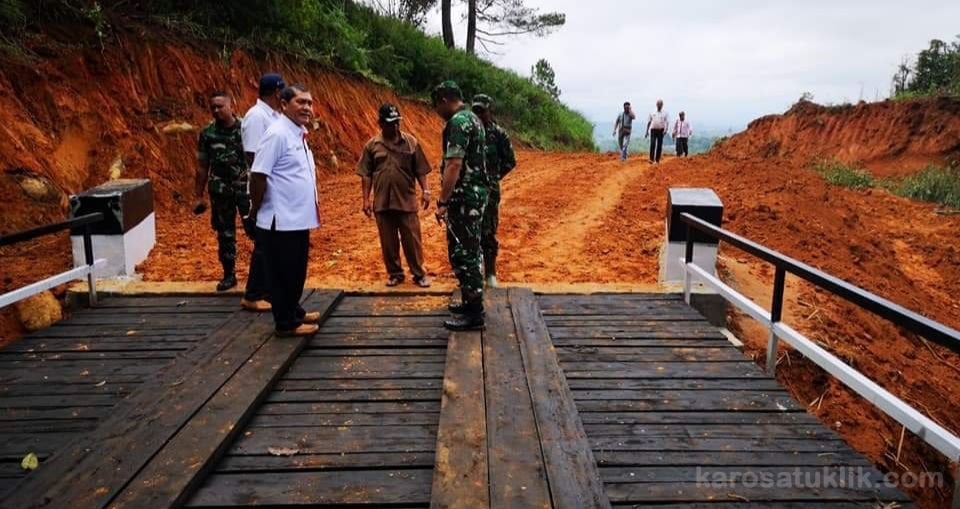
[892,37,960,99]
[0,0,594,151]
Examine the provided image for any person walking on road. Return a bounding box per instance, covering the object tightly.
[645,99,669,164]
[357,103,433,288]
[431,81,490,331]
[673,111,693,157]
[472,94,516,288]
[249,85,324,337]
[613,101,636,162]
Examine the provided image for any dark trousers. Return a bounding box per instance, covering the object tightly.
[259,227,309,332]
[649,128,665,163]
[243,219,268,302]
[676,137,689,157]
[375,211,426,280]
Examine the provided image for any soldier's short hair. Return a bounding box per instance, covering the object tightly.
[431,81,463,106]
[280,84,310,103]
[210,90,230,102]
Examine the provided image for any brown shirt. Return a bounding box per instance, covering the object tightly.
[357,132,432,213]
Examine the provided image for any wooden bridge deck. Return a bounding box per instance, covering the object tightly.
[0,289,912,508]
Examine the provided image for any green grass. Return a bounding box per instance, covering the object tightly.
[812,159,875,190]
[891,165,960,209]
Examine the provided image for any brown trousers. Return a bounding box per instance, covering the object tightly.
[375,211,426,280]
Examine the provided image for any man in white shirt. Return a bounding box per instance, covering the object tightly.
[232,73,285,314]
[645,99,669,164]
[249,84,323,336]
[673,111,693,157]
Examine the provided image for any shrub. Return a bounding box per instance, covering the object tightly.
[893,165,960,209]
[812,160,875,190]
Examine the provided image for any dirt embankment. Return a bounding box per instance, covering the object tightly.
[716,97,960,177]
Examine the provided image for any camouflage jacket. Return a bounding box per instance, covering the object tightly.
[198,118,247,195]
[483,121,517,181]
[441,107,489,194]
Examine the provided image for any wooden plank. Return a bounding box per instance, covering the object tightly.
[583,424,839,440]
[108,290,343,509]
[0,301,277,509]
[186,469,433,507]
[258,401,441,415]
[565,378,783,391]
[579,411,824,426]
[557,348,747,363]
[229,425,437,455]
[430,330,489,509]
[592,450,874,467]
[604,481,909,504]
[250,412,440,428]
[266,388,441,403]
[0,394,119,408]
[575,398,804,413]
[60,314,230,326]
[600,464,894,484]
[306,337,448,348]
[552,339,727,348]
[301,347,447,357]
[274,378,443,391]
[0,351,180,361]
[217,451,436,472]
[482,289,552,508]
[562,361,768,379]
[510,288,611,509]
[589,436,848,453]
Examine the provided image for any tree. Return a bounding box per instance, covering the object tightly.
[441,0,454,48]
[892,57,912,96]
[892,36,960,97]
[464,0,564,54]
[531,58,560,99]
[363,0,438,27]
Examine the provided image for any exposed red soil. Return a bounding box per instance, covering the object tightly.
[1,33,959,508]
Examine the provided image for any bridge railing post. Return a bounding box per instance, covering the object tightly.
[683,225,693,305]
[952,463,960,509]
[83,223,98,307]
[766,267,786,375]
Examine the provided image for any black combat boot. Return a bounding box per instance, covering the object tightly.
[217,272,237,292]
[448,300,466,314]
[444,300,484,331]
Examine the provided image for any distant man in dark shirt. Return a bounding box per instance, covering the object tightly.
[357,103,433,288]
[613,101,636,162]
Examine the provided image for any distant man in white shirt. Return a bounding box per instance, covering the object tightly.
[249,85,323,337]
[612,101,635,162]
[673,111,693,157]
[645,99,669,164]
[231,73,286,314]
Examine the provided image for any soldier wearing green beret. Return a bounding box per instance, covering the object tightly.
[194,91,255,294]
[472,94,516,288]
[431,81,490,331]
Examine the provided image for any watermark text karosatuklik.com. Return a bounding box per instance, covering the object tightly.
[696,467,943,489]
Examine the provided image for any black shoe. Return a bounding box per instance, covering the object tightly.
[444,313,485,331]
[216,274,237,292]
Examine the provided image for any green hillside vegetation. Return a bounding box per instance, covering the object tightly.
[0,0,594,151]
[892,37,960,99]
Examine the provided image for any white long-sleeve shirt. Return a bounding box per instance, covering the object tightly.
[251,115,321,231]
[673,119,693,138]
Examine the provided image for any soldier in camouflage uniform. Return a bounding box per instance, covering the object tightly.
[431,81,489,331]
[194,91,255,292]
[472,94,516,288]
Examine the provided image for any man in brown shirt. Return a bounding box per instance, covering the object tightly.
[358,103,433,287]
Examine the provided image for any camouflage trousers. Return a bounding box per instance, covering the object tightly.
[481,180,501,276]
[446,186,489,305]
[210,184,254,274]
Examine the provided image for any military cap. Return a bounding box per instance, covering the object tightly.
[431,80,463,105]
[472,94,494,110]
[378,103,402,123]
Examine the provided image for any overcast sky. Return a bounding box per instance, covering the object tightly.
[424,0,960,130]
